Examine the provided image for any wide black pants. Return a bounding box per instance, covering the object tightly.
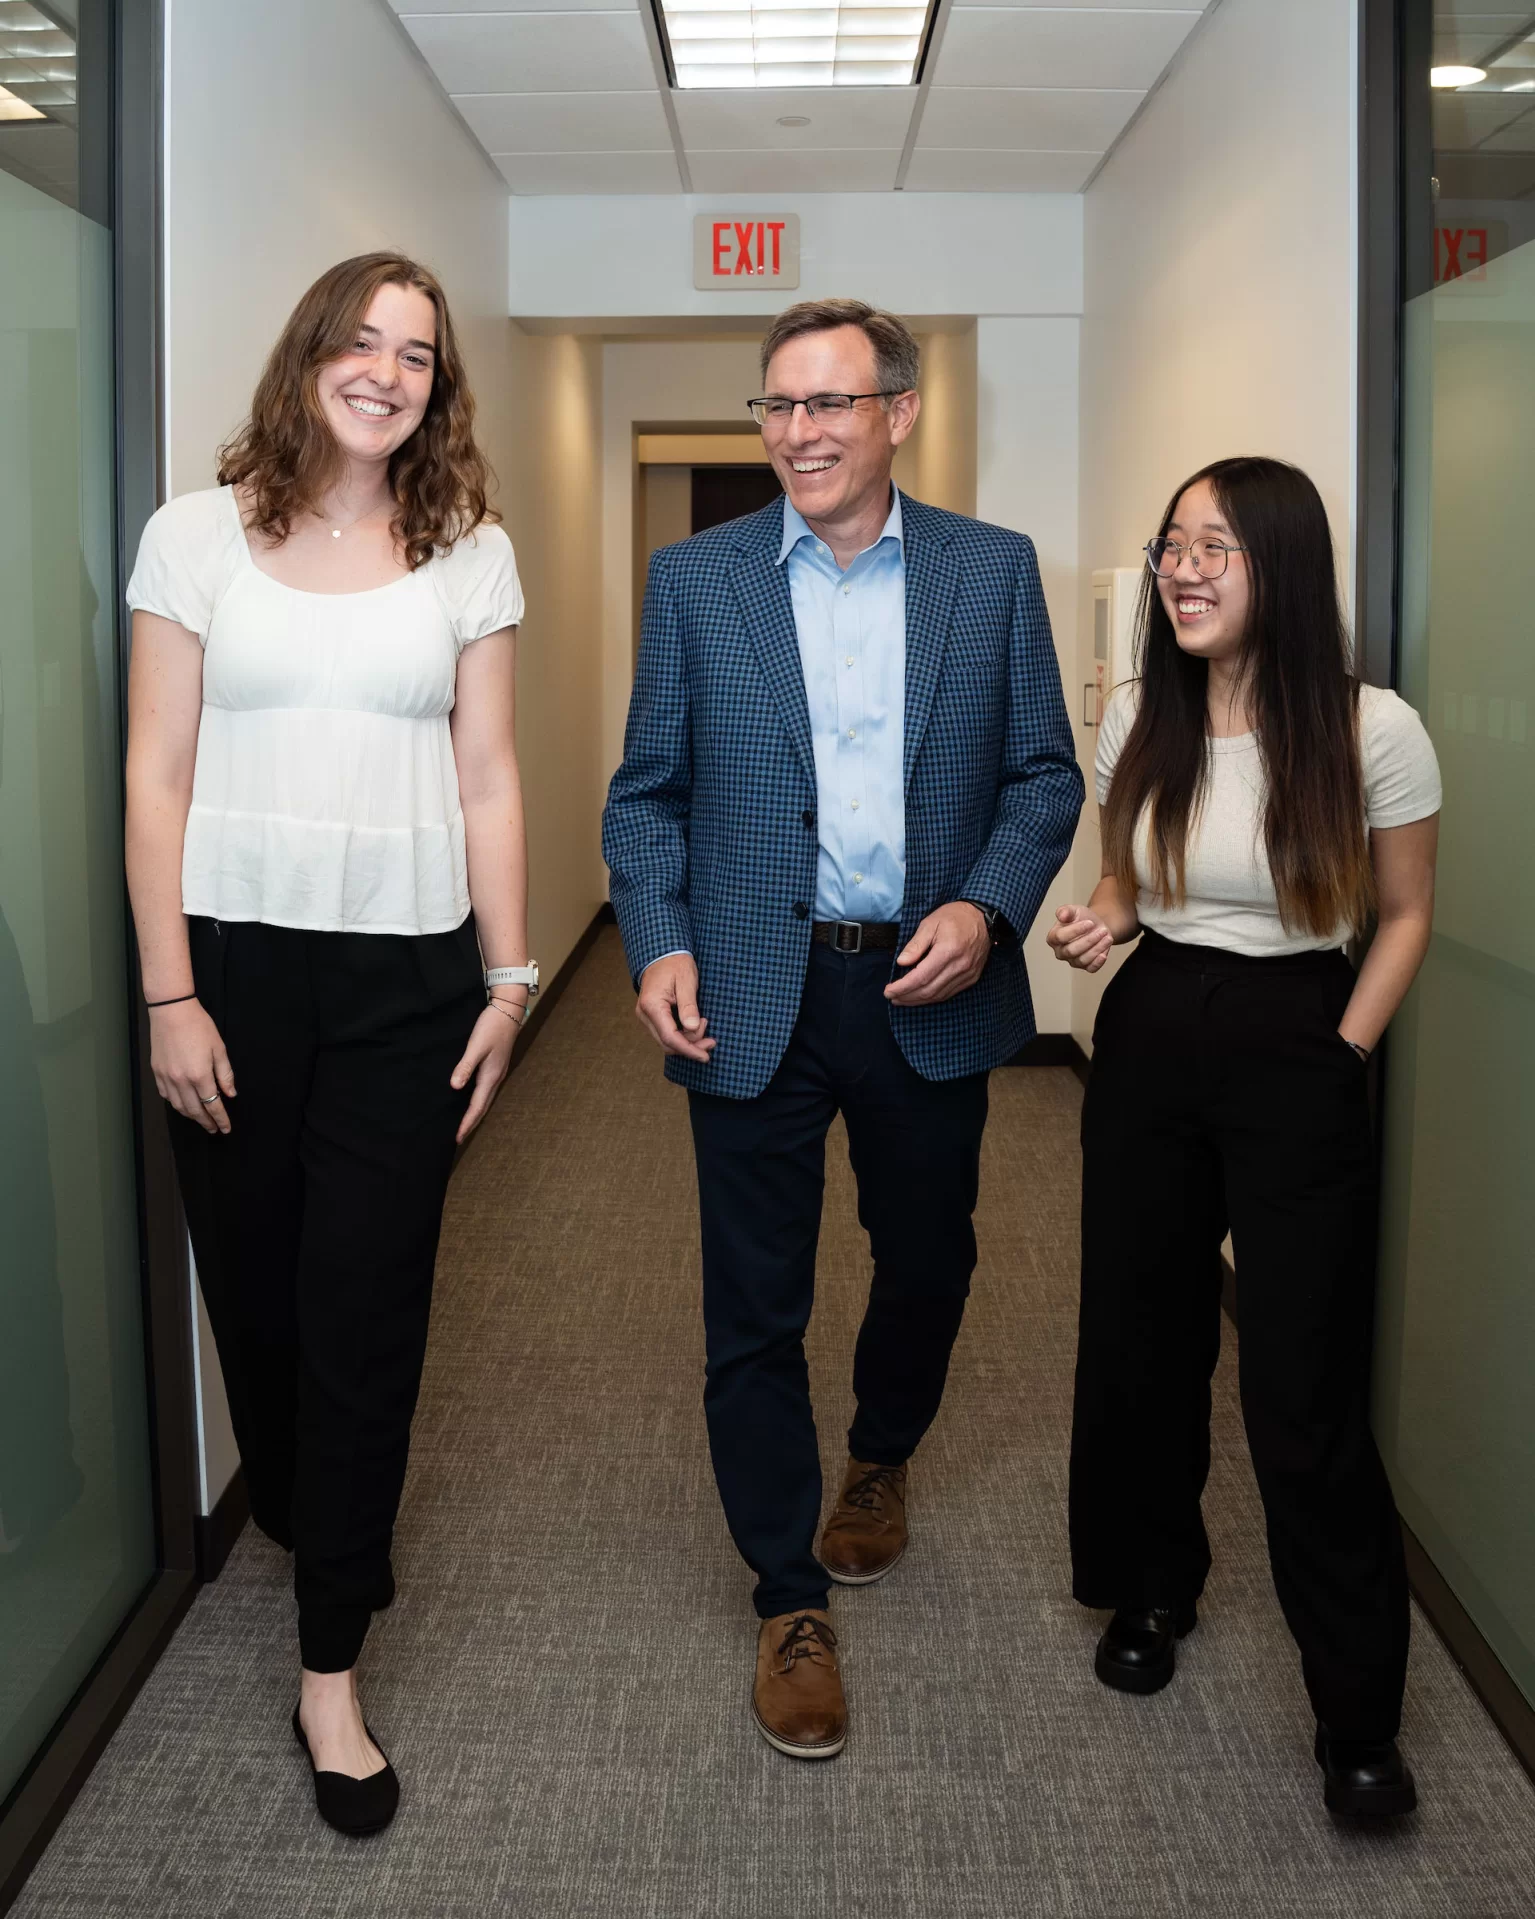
[1070,929,1410,1741]
[170,915,483,1671]
[689,940,990,1619]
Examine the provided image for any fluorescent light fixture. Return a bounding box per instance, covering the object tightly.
[1431,65,1487,88]
[658,0,937,89]
[0,81,44,120]
[1507,80,1535,92]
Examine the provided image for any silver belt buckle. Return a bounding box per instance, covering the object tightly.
[833,919,863,954]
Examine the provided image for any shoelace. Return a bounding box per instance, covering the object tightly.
[841,1464,905,1514]
[775,1613,838,1672]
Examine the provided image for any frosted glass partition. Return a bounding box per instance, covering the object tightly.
[1375,232,1535,1708]
[0,155,156,1796]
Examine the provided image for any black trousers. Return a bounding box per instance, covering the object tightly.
[1070,929,1410,1742]
[688,940,990,1619]
[170,915,482,1671]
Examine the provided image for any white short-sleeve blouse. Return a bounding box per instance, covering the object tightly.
[127,485,524,936]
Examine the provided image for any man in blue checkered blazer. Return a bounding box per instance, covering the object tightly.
[603,301,1083,1760]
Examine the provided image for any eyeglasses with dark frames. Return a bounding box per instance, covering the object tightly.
[1144,536,1247,580]
[747,391,904,426]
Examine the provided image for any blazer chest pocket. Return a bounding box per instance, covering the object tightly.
[942,632,1004,678]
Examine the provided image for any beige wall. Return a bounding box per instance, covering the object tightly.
[163,0,604,1507]
[501,329,608,976]
[976,316,1083,1036]
[912,326,978,519]
[1072,0,1359,1049]
[600,338,766,793]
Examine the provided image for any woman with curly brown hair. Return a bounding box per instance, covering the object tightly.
[124,254,535,1835]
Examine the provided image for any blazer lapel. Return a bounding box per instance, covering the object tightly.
[902,506,960,791]
[731,516,815,787]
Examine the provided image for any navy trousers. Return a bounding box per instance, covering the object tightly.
[689,940,990,1618]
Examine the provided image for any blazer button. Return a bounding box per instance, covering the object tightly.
[792,901,809,920]
[802,809,815,828]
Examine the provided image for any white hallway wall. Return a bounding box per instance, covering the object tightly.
[1073,0,1361,1048]
[163,0,605,1511]
[522,192,1091,1035]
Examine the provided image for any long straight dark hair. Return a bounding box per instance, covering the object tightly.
[1100,456,1374,938]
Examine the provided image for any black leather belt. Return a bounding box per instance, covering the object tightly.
[811,919,901,953]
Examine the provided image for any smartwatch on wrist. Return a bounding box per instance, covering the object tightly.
[962,901,1014,949]
[485,962,539,995]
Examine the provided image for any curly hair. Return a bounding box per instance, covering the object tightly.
[217,252,498,571]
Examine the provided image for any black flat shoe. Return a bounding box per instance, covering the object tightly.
[1314,1725,1417,1818]
[292,1705,400,1836]
[1094,1602,1198,1695]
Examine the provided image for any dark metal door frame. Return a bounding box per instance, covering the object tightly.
[0,3,202,1908]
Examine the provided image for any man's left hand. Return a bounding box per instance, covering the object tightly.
[884,902,992,1007]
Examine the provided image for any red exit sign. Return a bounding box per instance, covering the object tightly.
[693,213,800,290]
[1435,221,1508,286]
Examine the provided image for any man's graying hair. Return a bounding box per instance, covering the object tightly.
[759,299,920,398]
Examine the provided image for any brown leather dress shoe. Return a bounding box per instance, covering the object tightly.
[752,1610,847,1760]
[818,1458,908,1585]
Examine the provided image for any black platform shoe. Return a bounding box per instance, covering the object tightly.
[292,1705,400,1836]
[1314,1725,1417,1818]
[1094,1602,1198,1695]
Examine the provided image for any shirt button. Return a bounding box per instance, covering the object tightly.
[845,656,854,667]
[847,729,856,740]
[843,585,851,595]
[850,799,860,810]
[853,872,863,884]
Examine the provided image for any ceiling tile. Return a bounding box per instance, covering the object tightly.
[399,12,656,94]
[674,87,916,152]
[495,150,683,193]
[687,148,901,191]
[1479,111,1535,150]
[903,148,1099,191]
[916,86,1141,150]
[1433,92,1535,144]
[457,90,672,152]
[934,9,1201,91]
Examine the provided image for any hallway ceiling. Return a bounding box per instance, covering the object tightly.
[386,0,1214,195]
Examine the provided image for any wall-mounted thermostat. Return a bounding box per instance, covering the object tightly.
[1086,567,1142,726]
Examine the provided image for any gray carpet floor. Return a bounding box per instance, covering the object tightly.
[14,927,1535,1918]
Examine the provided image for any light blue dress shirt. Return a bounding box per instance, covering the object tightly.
[779,487,906,923]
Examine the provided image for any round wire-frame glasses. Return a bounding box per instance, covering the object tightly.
[1144,536,1247,579]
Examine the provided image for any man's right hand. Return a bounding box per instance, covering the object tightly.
[636,953,717,1063]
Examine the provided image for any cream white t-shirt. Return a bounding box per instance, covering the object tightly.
[127,485,524,936]
[1095,681,1442,958]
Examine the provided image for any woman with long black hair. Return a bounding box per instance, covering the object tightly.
[1050,457,1439,1818]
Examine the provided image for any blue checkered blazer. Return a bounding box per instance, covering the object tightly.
[602,494,1084,1100]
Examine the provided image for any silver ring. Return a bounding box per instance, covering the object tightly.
[199,1092,222,1105]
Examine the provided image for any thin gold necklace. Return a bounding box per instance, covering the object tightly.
[325,501,386,540]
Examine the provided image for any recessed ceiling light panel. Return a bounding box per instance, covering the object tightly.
[1430,65,1487,88]
[657,0,938,89]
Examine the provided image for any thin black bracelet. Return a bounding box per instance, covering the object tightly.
[145,991,198,1009]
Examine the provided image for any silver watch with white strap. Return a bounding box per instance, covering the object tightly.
[484,963,539,995]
